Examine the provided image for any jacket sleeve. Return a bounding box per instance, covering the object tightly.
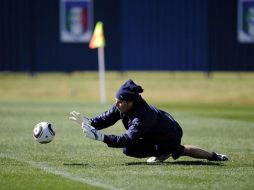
[103,117,149,148]
[89,105,121,130]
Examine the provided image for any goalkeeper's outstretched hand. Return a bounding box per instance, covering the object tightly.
[69,110,90,126]
[69,110,104,141]
[82,123,104,141]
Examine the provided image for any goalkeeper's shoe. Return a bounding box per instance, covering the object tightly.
[147,154,171,163]
[208,152,229,161]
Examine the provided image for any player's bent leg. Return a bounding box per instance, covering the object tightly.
[147,144,184,163]
[182,145,213,159]
[123,141,156,158]
[181,145,229,161]
[122,141,173,163]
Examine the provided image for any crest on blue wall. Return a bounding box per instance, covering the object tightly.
[238,0,254,43]
[60,0,93,43]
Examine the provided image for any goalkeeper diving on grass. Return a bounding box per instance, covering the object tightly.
[69,79,228,163]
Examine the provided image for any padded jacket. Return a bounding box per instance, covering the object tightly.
[90,99,182,148]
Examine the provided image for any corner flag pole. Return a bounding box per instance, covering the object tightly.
[89,21,106,104]
[98,47,106,104]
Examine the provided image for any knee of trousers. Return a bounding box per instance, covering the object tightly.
[122,147,148,158]
[123,147,131,156]
[122,147,140,157]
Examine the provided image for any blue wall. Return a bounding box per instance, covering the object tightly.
[0,0,254,71]
[121,0,208,71]
[0,0,34,71]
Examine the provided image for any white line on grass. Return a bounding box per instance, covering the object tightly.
[0,153,122,190]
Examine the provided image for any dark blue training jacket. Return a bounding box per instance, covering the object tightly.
[90,99,182,148]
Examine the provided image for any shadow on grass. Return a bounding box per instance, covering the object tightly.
[125,160,224,166]
[63,163,90,166]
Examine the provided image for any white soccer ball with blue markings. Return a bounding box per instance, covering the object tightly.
[33,122,55,144]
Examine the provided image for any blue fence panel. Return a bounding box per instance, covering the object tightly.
[0,0,34,71]
[121,0,208,71]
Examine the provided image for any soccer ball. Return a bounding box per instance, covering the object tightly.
[33,122,55,144]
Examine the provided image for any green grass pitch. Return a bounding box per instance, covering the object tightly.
[0,72,254,190]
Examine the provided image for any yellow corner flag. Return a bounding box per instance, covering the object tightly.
[89,21,105,49]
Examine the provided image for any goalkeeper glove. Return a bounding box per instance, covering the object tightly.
[82,123,104,141]
[69,110,91,127]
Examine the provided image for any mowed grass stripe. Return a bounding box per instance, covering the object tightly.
[0,153,121,190]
